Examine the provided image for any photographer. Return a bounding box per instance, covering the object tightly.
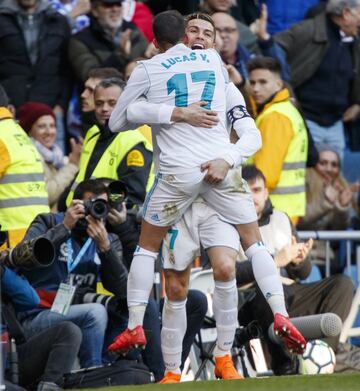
[1,263,81,391]
[17,179,128,369]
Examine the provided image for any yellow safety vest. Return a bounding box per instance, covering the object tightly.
[252,101,308,218]
[0,118,49,233]
[66,125,154,205]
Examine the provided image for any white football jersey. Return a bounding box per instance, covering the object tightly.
[139,43,231,174]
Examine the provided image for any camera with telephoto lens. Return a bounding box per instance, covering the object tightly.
[81,292,128,318]
[233,320,262,347]
[83,198,109,220]
[108,180,127,212]
[0,236,55,269]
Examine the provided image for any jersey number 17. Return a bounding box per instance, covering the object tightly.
[167,71,215,109]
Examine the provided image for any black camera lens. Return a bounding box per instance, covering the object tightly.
[84,199,109,219]
[108,181,127,211]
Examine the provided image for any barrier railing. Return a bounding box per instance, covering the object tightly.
[297,230,360,279]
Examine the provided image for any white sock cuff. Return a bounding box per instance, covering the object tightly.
[245,241,267,259]
[164,298,187,310]
[134,246,158,259]
[214,279,237,291]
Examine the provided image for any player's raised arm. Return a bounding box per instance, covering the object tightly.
[108,63,150,132]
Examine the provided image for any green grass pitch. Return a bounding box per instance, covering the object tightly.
[75,372,360,391]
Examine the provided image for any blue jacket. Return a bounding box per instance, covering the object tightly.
[1,266,40,312]
[261,0,320,34]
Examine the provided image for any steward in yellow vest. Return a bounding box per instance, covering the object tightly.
[0,106,49,248]
[248,88,308,222]
[66,124,153,207]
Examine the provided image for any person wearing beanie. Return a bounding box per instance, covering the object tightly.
[18,102,83,211]
[0,86,49,248]
[298,144,358,274]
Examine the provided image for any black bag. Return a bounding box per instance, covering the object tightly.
[63,359,154,388]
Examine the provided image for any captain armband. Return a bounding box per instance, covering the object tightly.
[227,105,251,126]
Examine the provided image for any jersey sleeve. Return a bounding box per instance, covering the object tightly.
[221,82,262,167]
[109,63,150,132]
[127,99,174,125]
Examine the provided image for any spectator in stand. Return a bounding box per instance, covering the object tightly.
[0,85,49,248]
[80,67,122,132]
[122,0,154,42]
[50,0,91,33]
[253,0,360,159]
[199,0,259,52]
[18,102,83,211]
[298,144,357,273]
[238,165,356,374]
[68,0,148,82]
[247,57,308,225]
[65,78,153,209]
[258,0,322,34]
[0,0,72,151]
[212,12,252,89]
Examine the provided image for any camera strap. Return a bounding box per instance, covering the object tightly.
[66,237,93,273]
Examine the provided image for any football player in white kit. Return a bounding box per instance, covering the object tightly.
[108,11,306,375]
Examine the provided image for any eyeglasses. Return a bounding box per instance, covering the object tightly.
[215,27,238,35]
[100,2,123,8]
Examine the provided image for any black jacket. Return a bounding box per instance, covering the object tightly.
[0,0,72,109]
[21,213,128,300]
[69,16,148,81]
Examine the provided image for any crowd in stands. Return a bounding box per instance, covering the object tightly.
[2,0,360,388]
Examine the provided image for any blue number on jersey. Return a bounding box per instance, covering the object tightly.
[191,71,215,110]
[167,71,216,109]
[167,73,188,107]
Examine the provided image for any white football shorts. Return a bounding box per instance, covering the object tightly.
[143,168,257,227]
[161,198,240,271]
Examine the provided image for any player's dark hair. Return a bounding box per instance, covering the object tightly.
[242,165,266,184]
[73,179,109,200]
[247,57,282,77]
[94,77,126,95]
[153,10,185,45]
[185,12,216,41]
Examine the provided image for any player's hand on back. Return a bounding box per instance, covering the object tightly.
[201,158,231,184]
[172,101,219,128]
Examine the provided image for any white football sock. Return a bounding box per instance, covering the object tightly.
[161,298,187,373]
[127,247,157,330]
[245,242,288,317]
[213,279,238,356]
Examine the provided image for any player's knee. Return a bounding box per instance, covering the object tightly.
[213,257,236,281]
[165,279,188,301]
